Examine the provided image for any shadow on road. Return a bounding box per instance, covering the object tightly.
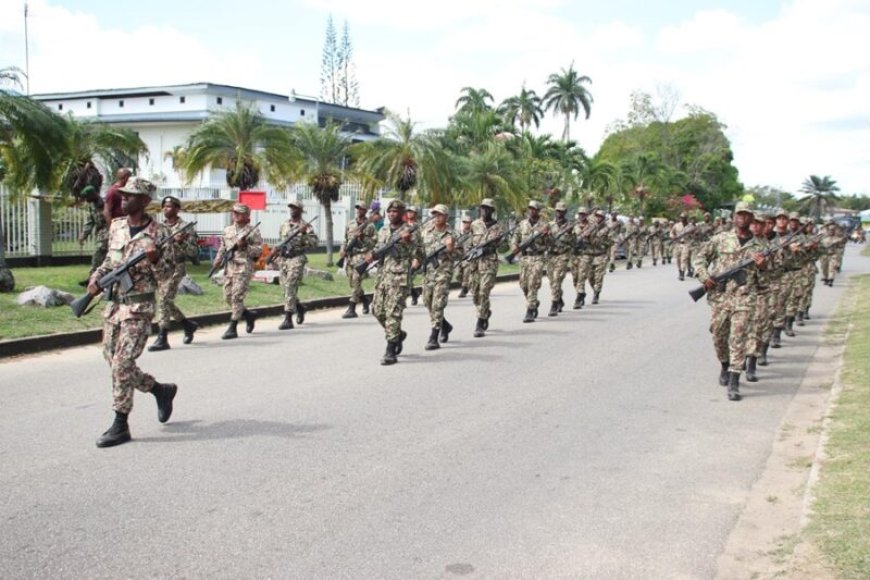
[134,419,331,443]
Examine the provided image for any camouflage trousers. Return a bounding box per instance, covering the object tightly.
[157,264,187,329]
[708,293,753,374]
[673,244,690,272]
[518,255,546,309]
[423,265,453,328]
[663,242,673,260]
[103,317,156,414]
[572,255,593,293]
[588,254,608,293]
[372,272,408,342]
[630,240,644,265]
[650,240,662,262]
[345,254,368,304]
[548,253,571,302]
[746,290,772,357]
[455,260,472,289]
[223,271,252,321]
[819,254,836,280]
[279,256,307,313]
[771,273,795,328]
[89,239,108,277]
[470,256,498,319]
[797,266,817,313]
[784,270,804,318]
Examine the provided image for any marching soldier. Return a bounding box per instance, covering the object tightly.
[86,177,178,447]
[510,200,550,323]
[607,211,623,272]
[215,204,263,340]
[623,217,639,269]
[367,199,424,365]
[421,204,456,349]
[547,201,574,316]
[76,184,109,286]
[796,219,821,326]
[670,213,693,280]
[148,196,199,351]
[571,207,594,308]
[693,201,766,401]
[819,220,844,287]
[339,202,377,318]
[648,219,663,266]
[744,211,772,382]
[274,200,318,330]
[632,216,647,269]
[468,198,504,338]
[768,210,797,348]
[587,209,612,304]
[455,216,474,297]
[406,205,423,306]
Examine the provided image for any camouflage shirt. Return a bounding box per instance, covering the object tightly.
[422,225,456,273]
[375,223,424,276]
[277,218,318,259]
[469,218,505,261]
[215,223,263,276]
[512,218,550,256]
[82,198,109,243]
[341,218,377,256]
[163,218,198,264]
[548,218,575,255]
[693,230,764,298]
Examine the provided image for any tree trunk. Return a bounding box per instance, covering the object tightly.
[563,114,570,142]
[323,198,335,267]
[0,215,16,293]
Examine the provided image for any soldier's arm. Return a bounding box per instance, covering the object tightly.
[247,231,264,260]
[692,239,716,283]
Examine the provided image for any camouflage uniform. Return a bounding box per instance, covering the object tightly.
[372,220,424,343]
[631,221,647,268]
[455,224,474,293]
[512,217,549,313]
[341,216,377,304]
[156,218,198,330]
[422,223,455,329]
[648,222,663,265]
[819,225,845,284]
[662,221,674,263]
[769,226,800,338]
[547,215,574,308]
[607,217,623,270]
[746,233,772,359]
[571,217,596,299]
[276,218,318,315]
[622,220,639,268]
[574,215,610,302]
[81,196,109,276]
[670,220,693,277]
[469,217,503,322]
[95,215,175,414]
[215,222,263,321]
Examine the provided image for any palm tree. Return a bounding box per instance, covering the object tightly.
[498,84,543,134]
[799,175,840,220]
[446,108,510,154]
[183,101,297,190]
[455,142,525,213]
[581,158,619,211]
[289,121,353,265]
[351,109,452,203]
[455,87,495,115]
[543,63,593,142]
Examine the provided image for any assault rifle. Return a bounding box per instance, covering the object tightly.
[411,231,470,276]
[574,220,604,252]
[356,217,432,275]
[267,216,318,266]
[70,221,196,318]
[462,222,515,263]
[552,219,577,241]
[688,230,798,303]
[207,222,261,278]
[504,222,550,264]
[336,219,369,269]
[670,225,696,243]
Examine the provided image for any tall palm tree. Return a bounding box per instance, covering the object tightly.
[498,84,543,134]
[799,174,840,220]
[183,101,297,190]
[543,63,593,142]
[446,108,510,154]
[455,142,525,213]
[455,87,495,115]
[581,158,618,211]
[289,121,353,265]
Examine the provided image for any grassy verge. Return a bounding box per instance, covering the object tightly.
[0,255,518,340]
[805,273,870,577]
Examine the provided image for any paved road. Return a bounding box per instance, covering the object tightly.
[1,246,865,579]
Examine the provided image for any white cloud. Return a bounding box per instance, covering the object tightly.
[656,10,746,54]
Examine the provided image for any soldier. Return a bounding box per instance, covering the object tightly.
[607,211,622,272]
[744,212,772,382]
[148,196,199,351]
[648,219,663,266]
[406,205,423,306]
[670,213,693,280]
[421,204,456,349]
[622,217,639,269]
[571,207,595,308]
[468,198,505,338]
[693,201,766,401]
[366,198,423,365]
[795,219,822,326]
[632,216,647,269]
[455,216,474,297]
[510,200,550,323]
[662,220,674,264]
[768,210,798,348]
[587,209,613,304]
[273,200,318,330]
[214,204,263,340]
[832,223,847,274]
[339,202,377,318]
[86,177,178,448]
[76,184,109,286]
[546,201,574,316]
[782,212,809,337]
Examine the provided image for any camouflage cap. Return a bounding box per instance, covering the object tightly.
[554,201,568,211]
[734,201,753,214]
[528,200,541,210]
[788,211,801,220]
[430,203,449,215]
[161,195,182,208]
[753,211,768,221]
[118,176,157,198]
[385,198,405,211]
[461,214,472,222]
[232,203,250,215]
[354,201,367,210]
[576,206,589,215]
[480,198,496,208]
[406,205,419,214]
[287,199,304,210]
[594,209,606,217]
[678,212,687,218]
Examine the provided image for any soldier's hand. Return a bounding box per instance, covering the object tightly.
[400,230,412,243]
[143,239,159,263]
[87,279,100,296]
[411,259,421,271]
[365,253,374,264]
[753,253,766,268]
[446,238,455,252]
[703,277,717,291]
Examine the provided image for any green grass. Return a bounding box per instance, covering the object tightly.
[805,273,870,578]
[0,255,519,340]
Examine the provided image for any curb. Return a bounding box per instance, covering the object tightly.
[0,272,520,359]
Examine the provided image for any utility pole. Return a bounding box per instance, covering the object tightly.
[24,2,31,95]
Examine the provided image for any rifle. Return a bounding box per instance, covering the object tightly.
[411,231,469,276]
[670,225,696,244]
[504,222,550,264]
[207,222,261,278]
[337,218,368,269]
[552,219,577,241]
[688,230,798,302]
[355,217,432,275]
[573,220,604,252]
[462,222,515,263]
[70,221,196,318]
[267,216,318,266]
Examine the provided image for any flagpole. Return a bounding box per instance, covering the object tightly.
[24,2,31,94]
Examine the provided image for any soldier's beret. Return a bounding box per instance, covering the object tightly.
[385,198,405,211]
[734,201,754,214]
[161,195,181,208]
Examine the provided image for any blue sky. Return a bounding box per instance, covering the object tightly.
[2,0,868,196]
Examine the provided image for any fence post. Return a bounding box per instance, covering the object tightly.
[28,197,53,266]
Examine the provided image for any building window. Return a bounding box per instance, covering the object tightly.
[270,104,276,112]
[57,103,63,111]
[149,98,155,105]
[300,109,305,116]
[86,101,92,109]
[217,97,223,105]
[119,100,124,108]
[180,96,186,104]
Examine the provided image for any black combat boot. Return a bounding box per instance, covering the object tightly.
[410,288,420,306]
[679,271,685,281]
[147,328,170,352]
[278,312,294,330]
[440,319,453,343]
[361,295,370,314]
[474,318,486,338]
[425,327,441,350]
[771,327,782,348]
[592,291,600,305]
[804,308,811,320]
[381,341,398,365]
[152,382,178,423]
[727,372,742,401]
[796,311,805,327]
[458,286,469,298]
[636,261,642,269]
[558,298,565,312]
[784,316,795,337]
[746,357,759,382]
[181,318,198,345]
[609,263,615,272]
[653,259,657,266]
[687,267,695,277]
[342,302,358,319]
[222,320,239,340]
[548,301,559,317]
[242,309,257,334]
[759,342,770,366]
[533,301,540,319]
[719,361,730,386]
[523,308,535,323]
[96,411,131,448]
[296,303,306,324]
[395,330,408,355]
[626,262,633,270]
[573,294,584,309]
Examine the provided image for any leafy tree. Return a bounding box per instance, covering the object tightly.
[455,87,495,116]
[543,62,593,142]
[580,157,619,211]
[498,84,543,134]
[454,142,525,213]
[445,108,510,154]
[836,193,870,212]
[799,174,840,220]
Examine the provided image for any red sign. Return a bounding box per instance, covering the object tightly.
[238,190,266,210]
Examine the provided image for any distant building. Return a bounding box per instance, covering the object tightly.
[31,82,385,189]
